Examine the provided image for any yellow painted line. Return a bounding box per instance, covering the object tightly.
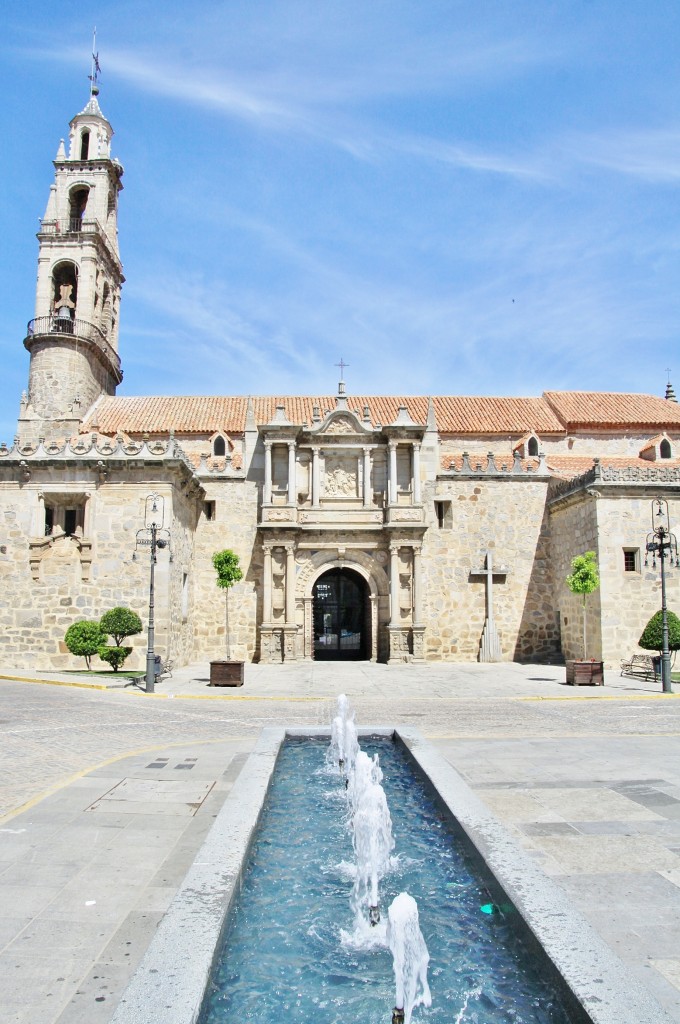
[120,690,324,702]
[0,673,108,690]
[518,693,680,702]
[0,736,252,826]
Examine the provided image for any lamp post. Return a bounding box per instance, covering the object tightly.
[645,497,679,694]
[134,493,171,694]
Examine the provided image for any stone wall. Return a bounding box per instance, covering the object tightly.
[26,338,115,427]
[191,477,261,663]
[420,477,559,661]
[594,494,680,666]
[548,493,602,663]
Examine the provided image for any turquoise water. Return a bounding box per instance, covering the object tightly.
[202,739,580,1024]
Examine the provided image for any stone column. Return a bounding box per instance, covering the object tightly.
[311,446,320,508]
[264,441,272,505]
[285,544,296,622]
[283,544,298,661]
[412,443,421,504]
[412,546,423,625]
[263,545,273,622]
[389,544,400,626]
[388,441,397,505]
[35,492,45,536]
[362,447,372,508]
[287,441,296,505]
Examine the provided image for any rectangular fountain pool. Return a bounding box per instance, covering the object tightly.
[110,727,671,1024]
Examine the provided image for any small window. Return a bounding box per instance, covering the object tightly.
[527,437,539,457]
[213,436,226,457]
[623,548,639,573]
[434,500,452,529]
[660,439,672,459]
[44,500,85,536]
[203,501,216,521]
[80,130,90,160]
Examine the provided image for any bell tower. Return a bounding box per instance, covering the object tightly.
[20,73,124,441]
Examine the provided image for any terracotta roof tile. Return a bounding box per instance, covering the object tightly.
[433,397,563,433]
[81,392,680,437]
[544,392,680,429]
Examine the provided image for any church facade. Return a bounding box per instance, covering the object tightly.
[1,89,679,672]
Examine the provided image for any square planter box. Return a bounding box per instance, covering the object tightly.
[566,660,604,686]
[209,660,245,687]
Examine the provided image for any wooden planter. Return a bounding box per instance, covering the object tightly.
[566,660,604,686]
[209,660,245,687]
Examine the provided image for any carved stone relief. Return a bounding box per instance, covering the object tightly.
[324,416,356,434]
[324,454,358,497]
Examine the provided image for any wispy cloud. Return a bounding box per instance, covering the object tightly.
[568,127,680,182]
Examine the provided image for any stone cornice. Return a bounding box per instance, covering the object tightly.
[548,458,680,506]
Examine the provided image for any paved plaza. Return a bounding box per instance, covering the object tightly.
[1,661,680,1022]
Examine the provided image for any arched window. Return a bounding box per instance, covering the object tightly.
[660,439,672,459]
[69,187,89,231]
[527,436,539,457]
[52,262,78,328]
[213,436,226,457]
[80,130,90,160]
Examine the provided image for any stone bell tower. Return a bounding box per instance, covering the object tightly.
[19,76,124,441]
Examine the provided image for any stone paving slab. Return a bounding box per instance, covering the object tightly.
[1,662,680,1022]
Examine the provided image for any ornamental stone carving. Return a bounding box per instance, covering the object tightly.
[324,455,358,497]
[325,416,356,434]
[266,509,294,521]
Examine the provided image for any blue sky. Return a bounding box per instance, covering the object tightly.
[1,1,679,440]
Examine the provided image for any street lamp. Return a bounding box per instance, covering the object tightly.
[133,493,171,693]
[644,497,679,694]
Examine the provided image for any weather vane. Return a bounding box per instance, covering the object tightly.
[89,28,101,94]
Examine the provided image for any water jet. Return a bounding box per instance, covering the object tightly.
[110,726,672,1024]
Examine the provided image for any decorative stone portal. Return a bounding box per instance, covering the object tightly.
[312,568,368,660]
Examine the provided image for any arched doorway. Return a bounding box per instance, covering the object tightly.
[313,568,368,660]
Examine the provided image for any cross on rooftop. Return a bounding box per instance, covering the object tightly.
[335,358,349,381]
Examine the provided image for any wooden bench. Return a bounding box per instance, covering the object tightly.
[620,654,658,681]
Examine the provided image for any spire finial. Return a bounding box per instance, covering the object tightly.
[665,369,677,402]
[89,28,101,96]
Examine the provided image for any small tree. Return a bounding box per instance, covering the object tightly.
[64,620,105,670]
[639,610,680,663]
[98,646,133,672]
[99,607,143,672]
[100,607,143,646]
[212,549,243,659]
[566,550,600,660]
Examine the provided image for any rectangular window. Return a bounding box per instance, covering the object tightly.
[203,501,216,521]
[434,501,452,529]
[623,548,639,573]
[44,500,85,536]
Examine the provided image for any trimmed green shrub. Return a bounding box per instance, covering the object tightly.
[98,646,133,672]
[100,607,143,646]
[64,620,106,669]
[638,610,680,656]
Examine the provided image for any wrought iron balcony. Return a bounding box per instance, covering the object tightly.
[39,217,106,237]
[24,315,122,379]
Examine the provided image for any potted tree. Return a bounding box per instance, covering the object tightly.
[565,550,603,685]
[210,549,245,686]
